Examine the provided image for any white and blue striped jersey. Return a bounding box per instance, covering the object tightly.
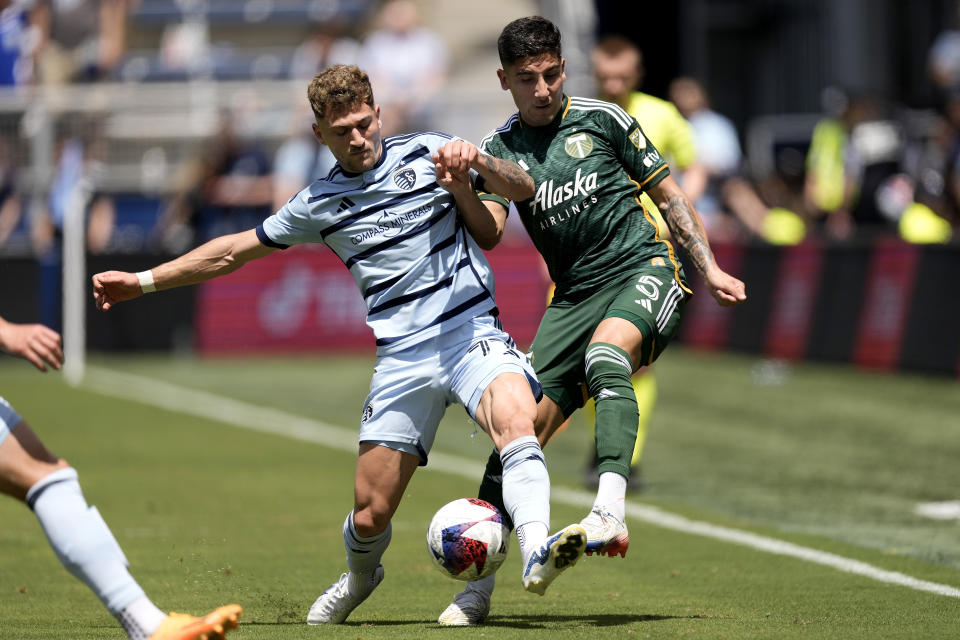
[256,132,498,354]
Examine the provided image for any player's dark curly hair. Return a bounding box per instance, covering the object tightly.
[308,65,375,121]
[497,16,562,66]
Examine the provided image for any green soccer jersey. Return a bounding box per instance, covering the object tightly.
[479,95,689,303]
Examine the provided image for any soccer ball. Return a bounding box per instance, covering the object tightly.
[426,498,510,581]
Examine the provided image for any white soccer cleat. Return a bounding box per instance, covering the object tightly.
[521,524,586,596]
[580,506,629,557]
[437,583,492,626]
[306,565,384,625]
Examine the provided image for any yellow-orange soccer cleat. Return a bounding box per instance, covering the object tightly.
[147,604,243,640]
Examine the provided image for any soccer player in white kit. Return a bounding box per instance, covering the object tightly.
[0,315,242,639]
[93,65,586,625]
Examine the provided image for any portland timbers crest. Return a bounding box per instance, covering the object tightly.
[393,167,417,190]
[564,133,594,158]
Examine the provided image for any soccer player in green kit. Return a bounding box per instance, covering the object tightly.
[438,16,746,626]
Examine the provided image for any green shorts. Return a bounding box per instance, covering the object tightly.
[529,266,690,418]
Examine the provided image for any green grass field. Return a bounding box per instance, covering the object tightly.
[1,348,958,638]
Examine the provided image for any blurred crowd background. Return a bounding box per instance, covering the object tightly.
[1,0,959,373]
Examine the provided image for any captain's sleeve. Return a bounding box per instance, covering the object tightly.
[475,135,510,209]
[256,190,325,249]
[605,109,671,192]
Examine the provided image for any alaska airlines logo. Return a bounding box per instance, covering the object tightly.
[393,167,417,190]
[564,133,594,158]
[532,168,598,215]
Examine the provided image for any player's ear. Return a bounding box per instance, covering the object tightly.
[375,104,382,129]
[497,68,508,91]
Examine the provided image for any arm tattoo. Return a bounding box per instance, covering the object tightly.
[662,195,714,274]
[477,153,534,194]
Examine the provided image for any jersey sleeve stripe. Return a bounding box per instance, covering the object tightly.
[638,164,669,187]
[255,224,289,249]
[568,97,632,129]
[479,113,519,150]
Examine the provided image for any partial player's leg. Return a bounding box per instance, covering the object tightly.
[0,399,242,640]
[582,270,688,557]
[308,442,419,625]
[471,372,586,597]
[310,348,442,625]
[582,318,641,557]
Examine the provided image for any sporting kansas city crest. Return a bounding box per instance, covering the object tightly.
[393,167,417,190]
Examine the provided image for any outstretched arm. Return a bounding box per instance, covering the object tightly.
[647,175,746,307]
[0,315,63,372]
[92,228,276,311]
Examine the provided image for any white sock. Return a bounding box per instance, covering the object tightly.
[499,435,550,557]
[595,472,627,521]
[464,573,496,599]
[27,468,146,617]
[343,511,390,592]
[116,596,167,640]
[516,521,550,561]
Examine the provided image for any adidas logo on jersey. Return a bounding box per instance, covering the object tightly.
[531,168,598,215]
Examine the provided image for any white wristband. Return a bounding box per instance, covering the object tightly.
[136,270,156,293]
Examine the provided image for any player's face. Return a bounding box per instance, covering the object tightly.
[593,52,640,104]
[313,103,383,173]
[498,54,566,127]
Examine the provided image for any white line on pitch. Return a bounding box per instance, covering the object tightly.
[915,501,960,521]
[83,365,960,599]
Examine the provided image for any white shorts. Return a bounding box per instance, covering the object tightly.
[358,315,540,465]
[0,396,23,447]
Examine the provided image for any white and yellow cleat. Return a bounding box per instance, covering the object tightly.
[521,524,586,596]
[147,604,242,640]
[437,583,491,626]
[307,565,384,625]
[581,506,629,558]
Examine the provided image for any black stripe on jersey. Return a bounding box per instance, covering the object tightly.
[396,145,432,166]
[367,255,471,315]
[459,224,496,303]
[344,202,453,268]
[362,231,458,298]
[480,114,519,150]
[314,182,439,239]
[384,131,453,149]
[374,292,494,347]
[256,224,290,250]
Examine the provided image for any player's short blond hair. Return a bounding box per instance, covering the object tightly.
[308,65,375,121]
